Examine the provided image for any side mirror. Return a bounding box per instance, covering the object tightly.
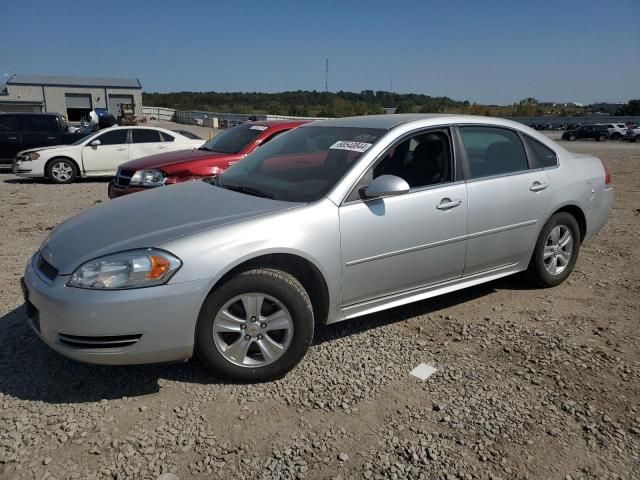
[361,175,410,199]
[90,139,101,146]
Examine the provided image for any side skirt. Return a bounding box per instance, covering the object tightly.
[331,263,524,323]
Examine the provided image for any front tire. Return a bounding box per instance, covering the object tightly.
[598,134,607,142]
[196,268,314,381]
[528,212,581,288]
[47,158,77,184]
[568,134,576,141]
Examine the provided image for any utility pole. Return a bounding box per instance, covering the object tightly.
[325,59,329,93]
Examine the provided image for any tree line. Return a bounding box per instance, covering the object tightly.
[142,91,640,118]
[142,90,469,117]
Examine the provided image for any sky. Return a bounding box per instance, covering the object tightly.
[1,0,638,105]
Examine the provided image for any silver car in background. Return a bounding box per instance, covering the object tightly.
[22,114,613,381]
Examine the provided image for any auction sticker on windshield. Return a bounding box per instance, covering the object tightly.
[329,141,373,153]
[250,126,269,131]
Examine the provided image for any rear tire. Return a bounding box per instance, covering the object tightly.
[527,212,581,288]
[47,158,77,184]
[598,134,607,142]
[611,133,621,140]
[195,268,314,381]
[568,134,576,141]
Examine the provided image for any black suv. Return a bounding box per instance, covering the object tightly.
[561,124,609,142]
[0,113,87,166]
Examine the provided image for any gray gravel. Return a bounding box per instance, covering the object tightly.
[0,138,639,479]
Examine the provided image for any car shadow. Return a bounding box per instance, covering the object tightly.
[0,274,535,404]
[2,176,112,185]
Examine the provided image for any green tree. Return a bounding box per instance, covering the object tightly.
[616,99,640,115]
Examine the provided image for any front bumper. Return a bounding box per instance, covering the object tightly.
[22,254,212,365]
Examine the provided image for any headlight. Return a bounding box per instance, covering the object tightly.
[68,249,181,289]
[129,169,166,187]
[24,152,40,161]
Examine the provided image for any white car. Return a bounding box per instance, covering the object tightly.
[13,126,203,183]
[600,123,627,140]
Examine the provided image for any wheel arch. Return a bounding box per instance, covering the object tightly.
[207,252,331,326]
[550,204,587,242]
[44,156,81,178]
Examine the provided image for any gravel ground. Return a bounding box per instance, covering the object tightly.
[0,137,638,480]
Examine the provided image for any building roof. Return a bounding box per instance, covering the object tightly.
[6,74,141,89]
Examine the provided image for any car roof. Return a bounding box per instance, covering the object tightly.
[245,120,309,128]
[304,114,531,131]
[0,112,61,116]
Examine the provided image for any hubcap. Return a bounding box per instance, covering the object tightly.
[543,225,573,275]
[212,293,294,367]
[51,162,73,181]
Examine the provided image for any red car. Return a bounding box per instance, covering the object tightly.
[108,120,308,198]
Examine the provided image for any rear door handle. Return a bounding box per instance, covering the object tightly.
[530,181,549,192]
[115,147,126,151]
[437,198,462,210]
[47,136,56,140]
[157,145,167,149]
[8,137,17,140]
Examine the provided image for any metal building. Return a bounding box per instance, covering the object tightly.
[0,74,142,120]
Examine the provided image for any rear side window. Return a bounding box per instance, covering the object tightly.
[0,115,20,132]
[459,126,528,179]
[159,131,175,142]
[132,129,162,143]
[95,129,128,145]
[24,115,58,133]
[524,135,557,168]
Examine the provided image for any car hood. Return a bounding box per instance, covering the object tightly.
[41,180,303,274]
[18,145,79,156]
[120,148,230,170]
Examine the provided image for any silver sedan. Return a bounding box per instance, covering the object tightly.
[22,114,613,381]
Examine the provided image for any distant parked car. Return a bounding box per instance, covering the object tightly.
[601,123,627,140]
[108,120,308,198]
[561,125,609,141]
[624,126,640,142]
[22,115,612,381]
[13,126,203,184]
[0,113,88,166]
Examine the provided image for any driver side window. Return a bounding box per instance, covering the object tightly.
[348,129,453,201]
[94,129,128,145]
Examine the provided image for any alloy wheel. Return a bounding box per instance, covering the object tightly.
[543,225,573,275]
[51,162,73,182]
[212,293,294,367]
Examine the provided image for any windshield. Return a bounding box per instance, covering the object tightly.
[71,132,97,145]
[213,125,385,202]
[199,124,265,153]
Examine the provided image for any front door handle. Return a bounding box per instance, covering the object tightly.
[437,198,462,210]
[530,181,549,192]
[8,136,17,140]
[157,145,167,149]
[115,147,126,151]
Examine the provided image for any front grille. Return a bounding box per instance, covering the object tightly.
[36,254,58,281]
[57,333,142,349]
[115,169,135,187]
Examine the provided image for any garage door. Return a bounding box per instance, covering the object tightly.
[65,94,92,109]
[0,104,42,113]
[65,94,92,121]
[108,95,134,115]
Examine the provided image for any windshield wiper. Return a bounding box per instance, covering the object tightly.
[218,182,274,199]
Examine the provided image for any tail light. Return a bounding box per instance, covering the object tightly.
[601,159,611,186]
